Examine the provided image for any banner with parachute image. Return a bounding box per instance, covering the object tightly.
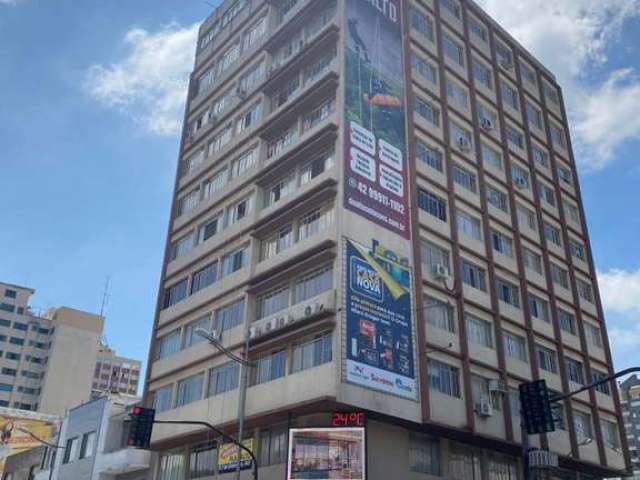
[343,0,410,239]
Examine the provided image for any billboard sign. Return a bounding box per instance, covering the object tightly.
[217,438,254,473]
[343,0,410,239]
[344,238,416,399]
[0,408,59,475]
[287,427,365,480]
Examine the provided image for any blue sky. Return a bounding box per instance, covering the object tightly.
[1,0,639,385]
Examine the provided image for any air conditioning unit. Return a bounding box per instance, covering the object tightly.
[514,177,527,189]
[480,117,494,131]
[304,302,324,317]
[488,379,508,393]
[476,400,493,417]
[432,264,450,281]
[457,137,471,152]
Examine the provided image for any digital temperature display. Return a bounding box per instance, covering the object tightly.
[331,412,365,427]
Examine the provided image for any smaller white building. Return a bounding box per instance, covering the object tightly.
[36,394,150,480]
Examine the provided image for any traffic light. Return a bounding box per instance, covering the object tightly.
[519,380,555,435]
[127,406,155,449]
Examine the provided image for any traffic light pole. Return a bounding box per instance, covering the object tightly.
[153,420,258,480]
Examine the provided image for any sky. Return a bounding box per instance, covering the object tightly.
[1,0,639,386]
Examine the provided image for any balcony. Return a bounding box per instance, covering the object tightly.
[94,448,151,475]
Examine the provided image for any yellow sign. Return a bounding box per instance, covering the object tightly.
[218,438,253,473]
[0,409,59,475]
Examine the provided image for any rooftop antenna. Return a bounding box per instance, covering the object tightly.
[99,276,111,348]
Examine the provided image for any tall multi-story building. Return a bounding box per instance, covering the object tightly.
[143,0,628,478]
[618,376,640,478]
[0,281,105,415]
[92,342,142,398]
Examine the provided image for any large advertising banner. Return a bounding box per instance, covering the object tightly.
[343,0,410,239]
[287,427,366,480]
[217,438,254,473]
[0,409,59,475]
[345,238,416,400]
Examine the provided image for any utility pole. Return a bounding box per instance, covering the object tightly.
[235,329,251,480]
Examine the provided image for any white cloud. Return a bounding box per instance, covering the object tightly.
[0,0,22,5]
[476,0,640,170]
[598,268,640,313]
[85,23,199,136]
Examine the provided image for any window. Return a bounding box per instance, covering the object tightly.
[538,182,557,207]
[260,427,287,466]
[158,452,186,480]
[577,279,594,303]
[491,230,513,257]
[476,102,497,128]
[574,410,592,441]
[472,58,492,90]
[12,322,27,331]
[543,82,560,105]
[176,373,204,407]
[418,189,447,221]
[504,332,527,362]
[468,16,487,41]
[221,245,248,276]
[1,368,16,376]
[486,186,508,212]
[511,164,530,189]
[570,239,586,261]
[521,63,537,86]
[420,240,450,275]
[411,53,437,84]
[226,196,253,225]
[564,201,580,224]
[198,214,221,244]
[302,97,335,131]
[414,97,440,125]
[453,165,477,193]
[243,17,266,51]
[293,266,333,303]
[558,165,573,186]
[231,148,258,179]
[183,315,211,349]
[506,125,524,149]
[531,145,550,169]
[537,345,557,373]
[602,420,619,449]
[0,318,10,327]
[457,210,482,240]
[178,189,200,216]
[261,225,293,260]
[163,279,188,309]
[257,287,290,319]
[565,357,585,384]
[441,0,461,17]
[481,143,502,170]
[208,362,239,396]
[291,332,332,372]
[587,323,603,349]
[550,123,567,149]
[253,350,287,385]
[79,432,95,459]
[466,314,493,348]
[63,437,78,464]
[500,80,519,111]
[592,369,610,395]
[410,8,434,41]
[516,203,536,230]
[0,383,12,392]
[497,278,520,308]
[424,297,455,333]
[449,120,472,150]
[409,433,441,475]
[4,290,16,299]
[559,309,576,335]
[214,299,245,334]
[238,60,266,93]
[5,352,20,361]
[526,100,544,130]
[428,359,460,397]
[209,124,233,155]
[9,337,24,346]
[446,79,468,110]
[202,170,228,202]
[471,376,501,411]
[296,205,333,240]
[416,141,443,171]
[266,123,296,156]
[217,43,240,76]
[543,222,561,246]
[443,32,464,66]
[462,260,486,291]
[550,263,569,289]
[170,233,195,261]
[529,294,550,322]
[190,443,217,478]
[304,47,337,85]
[449,444,483,480]
[300,150,335,185]
[495,40,513,66]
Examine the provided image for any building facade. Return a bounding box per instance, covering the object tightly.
[92,343,142,398]
[35,395,150,480]
[142,0,628,479]
[0,282,104,415]
[618,376,640,479]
